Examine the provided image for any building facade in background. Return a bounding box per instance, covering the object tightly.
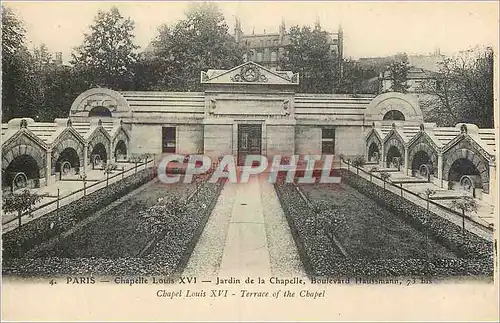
[234,18,344,71]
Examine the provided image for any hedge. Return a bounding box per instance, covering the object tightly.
[274,173,493,278]
[2,168,156,259]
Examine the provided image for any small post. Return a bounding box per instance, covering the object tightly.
[122,166,125,180]
[106,172,109,187]
[83,180,87,196]
[57,188,60,210]
[400,183,403,197]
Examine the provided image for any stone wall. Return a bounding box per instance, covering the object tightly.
[203,124,233,160]
[334,126,365,157]
[177,124,204,155]
[130,124,162,156]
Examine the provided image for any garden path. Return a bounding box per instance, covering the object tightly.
[183,173,306,280]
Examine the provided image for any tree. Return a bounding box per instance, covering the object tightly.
[351,156,365,175]
[143,2,243,91]
[386,53,410,93]
[450,195,478,234]
[103,162,118,186]
[380,171,391,190]
[338,59,379,95]
[279,25,339,93]
[71,7,139,90]
[423,188,436,211]
[369,166,379,182]
[2,190,43,228]
[420,46,494,127]
[1,6,39,121]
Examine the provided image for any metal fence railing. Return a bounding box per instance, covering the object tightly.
[3,159,154,227]
[342,160,494,233]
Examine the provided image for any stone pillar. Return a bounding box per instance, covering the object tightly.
[109,141,114,163]
[83,143,88,175]
[380,147,385,168]
[437,153,443,188]
[404,147,409,175]
[45,150,52,186]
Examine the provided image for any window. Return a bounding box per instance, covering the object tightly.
[322,128,335,154]
[162,127,176,153]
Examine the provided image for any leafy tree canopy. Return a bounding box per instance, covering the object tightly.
[420,46,494,127]
[142,2,243,91]
[279,25,339,93]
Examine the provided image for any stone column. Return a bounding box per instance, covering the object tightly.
[380,147,385,168]
[45,150,52,186]
[109,141,114,163]
[83,143,88,175]
[437,153,443,188]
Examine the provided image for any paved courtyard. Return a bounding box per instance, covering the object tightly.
[184,173,306,279]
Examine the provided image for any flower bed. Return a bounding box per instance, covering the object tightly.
[2,168,157,259]
[274,172,493,278]
[2,178,225,277]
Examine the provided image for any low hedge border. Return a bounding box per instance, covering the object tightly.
[274,174,493,278]
[2,179,225,277]
[2,168,157,259]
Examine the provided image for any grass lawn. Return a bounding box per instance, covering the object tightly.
[300,183,457,259]
[41,181,196,259]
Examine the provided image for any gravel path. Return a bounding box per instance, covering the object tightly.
[183,182,237,278]
[183,174,306,279]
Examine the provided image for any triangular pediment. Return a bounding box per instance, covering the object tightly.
[201,61,299,85]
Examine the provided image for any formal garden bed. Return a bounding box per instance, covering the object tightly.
[274,170,493,278]
[2,171,225,277]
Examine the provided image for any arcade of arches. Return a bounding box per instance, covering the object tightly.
[1,118,130,192]
[365,122,496,199]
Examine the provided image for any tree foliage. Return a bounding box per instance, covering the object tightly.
[71,7,139,90]
[2,6,37,120]
[279,25,339,93]
[141,2,243,91]
[337,59,379,94]
[420,46,494,127]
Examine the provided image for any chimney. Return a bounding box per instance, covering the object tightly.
[234,17,242,43]
[279,18,286,43]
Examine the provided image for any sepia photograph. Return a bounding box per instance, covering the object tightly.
[1,1,498,321]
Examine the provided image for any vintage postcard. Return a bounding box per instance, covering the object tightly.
[1,1,499,321]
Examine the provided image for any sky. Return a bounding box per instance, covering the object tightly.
[4,1,499,64]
